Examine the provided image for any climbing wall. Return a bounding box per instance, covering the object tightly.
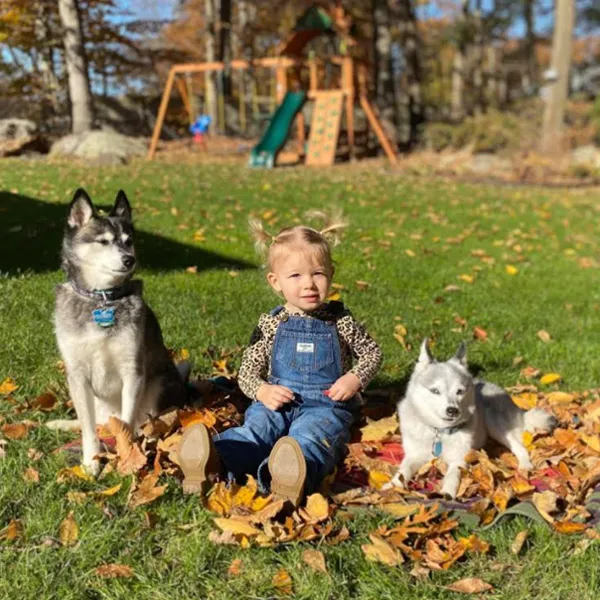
[306,91,344,166]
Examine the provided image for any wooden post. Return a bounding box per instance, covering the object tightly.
[297,111,305,148]
[359,96,398,164]
[309,57,318,93]
[147,67,176,160]
[275,63,287,104]
[342,57,354,160]
[175,76,192,124]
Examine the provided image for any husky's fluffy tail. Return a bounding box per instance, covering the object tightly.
[524,408,558,433]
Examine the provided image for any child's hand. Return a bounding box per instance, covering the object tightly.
[256,383,295,411]
[326,372,361,401]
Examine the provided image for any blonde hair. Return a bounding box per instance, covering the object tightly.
[249,210,347,272]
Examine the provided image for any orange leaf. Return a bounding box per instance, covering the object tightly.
[553,520,587,535]
[272,568,293,595]
[227,558,243,576]
[0,519,23,542]
[0,378,18,396]
[179,409,217,429]
[511,393,537,410]
[302,549,328,574]
[473,327,488,341]
[32,393,58,411]
[446,577,493,594]
[127,474,167,509]
[94,564,134,578]
[1,423,29,440]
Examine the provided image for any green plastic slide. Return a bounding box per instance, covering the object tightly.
[249,91,306,168]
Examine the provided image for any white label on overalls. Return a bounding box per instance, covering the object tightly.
[297,342,314,353]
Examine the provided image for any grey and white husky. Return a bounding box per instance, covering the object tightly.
[389,339,557,498]
[49,189,188,475]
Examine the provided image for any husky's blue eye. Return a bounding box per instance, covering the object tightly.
[430,387,440,395]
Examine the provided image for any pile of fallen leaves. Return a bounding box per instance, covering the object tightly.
[2,375,600,576]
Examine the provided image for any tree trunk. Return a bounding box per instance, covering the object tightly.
[373,0,397,125]
[523,0,536,92]
[205,0,217,134]
[58,0,94,134]
[451,0,469,122]
[472,0,486,115]
[395,0,424,148]
[540,0,575,154]
[219,0,232,96]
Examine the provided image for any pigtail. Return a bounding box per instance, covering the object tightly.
[305,208,347,247]
[248,216,273,257]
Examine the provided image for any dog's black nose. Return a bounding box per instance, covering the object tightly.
[446,406,459,418]
[122,255,136,269]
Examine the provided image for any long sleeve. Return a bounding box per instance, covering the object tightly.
[337,313,382,389]
[237,315,273,400]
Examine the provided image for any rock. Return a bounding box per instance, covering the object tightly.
[0,118,37,141]
[571,145,600,168]
[50,130,147,163]
[0,134,50,157]
[90,153,127,166]
[467,153,513,175]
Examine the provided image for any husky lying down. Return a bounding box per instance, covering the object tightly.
[49,189,188,475]
[389,339,557,498]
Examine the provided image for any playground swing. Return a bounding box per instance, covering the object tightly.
[147,3,398,167]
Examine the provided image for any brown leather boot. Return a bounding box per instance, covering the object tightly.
[268,436,306,507]
[177,423,221,495]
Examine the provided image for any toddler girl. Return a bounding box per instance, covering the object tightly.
[178,216,382,505]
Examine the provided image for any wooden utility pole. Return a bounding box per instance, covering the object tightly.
[540,0,575,154]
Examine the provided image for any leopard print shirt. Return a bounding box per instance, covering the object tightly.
[237,302,382,400]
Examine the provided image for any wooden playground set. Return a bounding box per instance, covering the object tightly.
[147,3,398,167]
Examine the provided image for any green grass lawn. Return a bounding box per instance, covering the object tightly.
[1,158,600,599]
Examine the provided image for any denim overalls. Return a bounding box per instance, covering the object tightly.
[214,306,357,494]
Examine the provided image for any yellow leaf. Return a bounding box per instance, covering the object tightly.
[579,432,600,453]
[206,482,234,516]
[360,415,398,442]
[327,291,341,301]
[405,249,416,257]
[214,517,261,536]
[368,470,392,490]
[505,265,518,275]
[546,391,574,404]
[232,475,258,507]
[56,465,94,483]
[540,373,561,385]
[380,503,420,519]
[458,534,490,554]
[59,512,79,546]
[532,491,559,524]
[97,484,122,497]
[510,529,529,555]
[511,393,537,410]
[458,274,474,283]
[305,493,330,522]
[362,535,403,566]
[522,431,534,448]
[0,378,18,395]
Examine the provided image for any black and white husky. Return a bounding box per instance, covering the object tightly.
[49,189,188,475]
[388,340,557,498]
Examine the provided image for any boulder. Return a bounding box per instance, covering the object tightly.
[0,118,37,141]
[50,130,148,163]
[571,144,600,169]
[467,153,513,175]
[0,134,50,157]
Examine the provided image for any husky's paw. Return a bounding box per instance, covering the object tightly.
[45,419,81,432]
[517,456,533,471]
[440,478,459,499]
[382,472,406,491]
[82,458,101,478]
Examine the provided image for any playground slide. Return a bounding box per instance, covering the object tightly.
[249,91,306,168]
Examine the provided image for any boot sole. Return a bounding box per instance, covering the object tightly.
[268,437,306,506]
[178,423,212,495]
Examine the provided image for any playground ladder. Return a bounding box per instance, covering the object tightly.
[306,91,345,166]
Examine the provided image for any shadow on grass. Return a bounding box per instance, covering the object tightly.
[0,191,255,274]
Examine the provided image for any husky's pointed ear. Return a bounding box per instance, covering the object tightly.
[416,338,434,368]
[68,188,95,228]
[451,341,468,367]
[110,190,132,221]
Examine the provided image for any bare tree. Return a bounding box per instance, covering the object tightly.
[373,0,397,125]
[540,0,575,153]
[58,0,94,133]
